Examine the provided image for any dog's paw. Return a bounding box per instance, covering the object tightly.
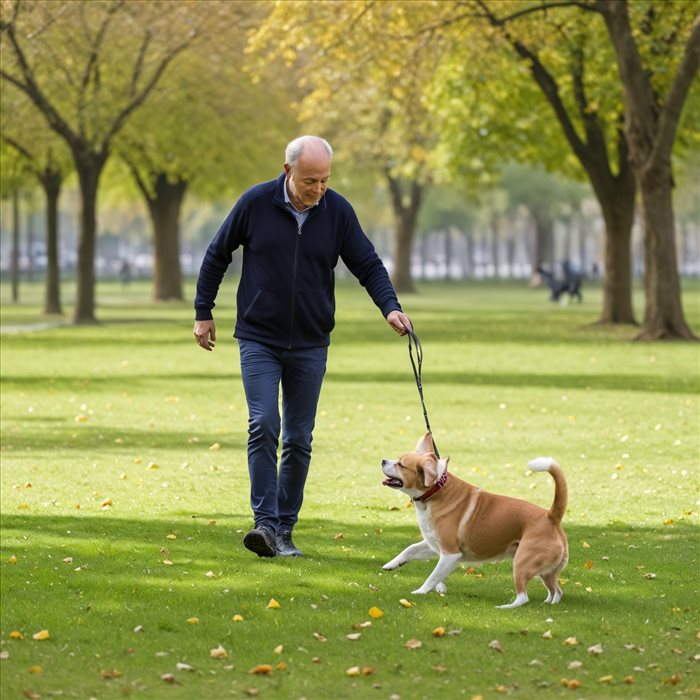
[411,587,430,595]
[382,560,400,571]
[435,582,447,594]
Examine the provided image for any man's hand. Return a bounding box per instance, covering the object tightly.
[194,319,216,351]
[386,310,412,336]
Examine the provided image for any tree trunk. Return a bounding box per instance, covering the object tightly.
[386,172,425,293]
[635,165,695,339]
[41,168,63,316]
[144,174,187,301]
[595,178,636,324]
[11,190,20,303]
[74,156,106,324]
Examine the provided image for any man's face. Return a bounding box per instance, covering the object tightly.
[284,147,331,210]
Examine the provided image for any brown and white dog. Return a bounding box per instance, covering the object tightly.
[381,433,569,608]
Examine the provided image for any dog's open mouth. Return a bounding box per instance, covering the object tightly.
[382,477,404,489]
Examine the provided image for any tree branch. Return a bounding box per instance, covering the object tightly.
[654,13,700,164]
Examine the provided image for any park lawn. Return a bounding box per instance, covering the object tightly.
[1,277,698,700]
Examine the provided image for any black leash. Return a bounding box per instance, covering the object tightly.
[406,328,440,459]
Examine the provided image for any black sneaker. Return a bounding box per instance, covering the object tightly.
[276,531,304,557]
[243,525,276,558]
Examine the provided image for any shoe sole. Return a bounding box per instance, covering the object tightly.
[243,531,276,558]
[276,548,304,557]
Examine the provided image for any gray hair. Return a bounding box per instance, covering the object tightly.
[285,135,333,166]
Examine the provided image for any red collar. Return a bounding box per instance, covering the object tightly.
[414,470,448,503]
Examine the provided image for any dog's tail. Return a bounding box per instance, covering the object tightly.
[528,457,568,524]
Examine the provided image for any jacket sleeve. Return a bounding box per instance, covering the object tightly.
[339,205,402,318]
[194,200,247,321]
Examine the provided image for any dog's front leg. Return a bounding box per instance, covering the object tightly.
[412,552,462,595]
[383,540,436,571]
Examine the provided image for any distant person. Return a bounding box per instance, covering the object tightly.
[193,135,412,558]
[119,259,131,287]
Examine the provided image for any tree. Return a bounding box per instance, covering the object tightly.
[247,1,458,293]
[1,85,72,314]
[114,1,295,302]
[595,0,699,339]
[459,0,698,338]
[1,0,202,323]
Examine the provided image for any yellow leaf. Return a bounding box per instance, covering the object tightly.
[432,627,446,637]
[210,645,228,658]
[7,555,17,563]
[599,675,614,684]
[663,518,674,526]
[582,541,591,549]
[9,631,23,640]
[267,598,281,609]
[232,614,244,622]
[563,636,579,646]
[166,533,177,540]
[101,498,113,507]
[209,442,221,451]
[274,645,284,654]
[623,676,634,684]
[404,638,422,650]
[399,599,414,608]
[368,606,384,619]
[584,561,593,569]
[542,630,553,639]
[345,666,361,676]
[186,617,199,624]
[29,665,42,673]
[32,630,49,641]
[248,664,273,675]
[334,533,344,540]
[361,666,375,675]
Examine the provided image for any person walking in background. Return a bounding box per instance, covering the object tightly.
[193,135,411,558]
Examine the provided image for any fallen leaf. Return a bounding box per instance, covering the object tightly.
[161,673,176,683]
[276,661,287,671]
[563,637,579,646]
[210,645,228,659]
[312,632,327,642]
[584,560,593,569]
[101,669,123,679]
[32,630,49,641]
[273,645,283,654]
[166,533,177,540]
[568,660,583,670]
[346,633,361,641]
[623,676,634,684]
[368,607,384,619]
[542,630,553,639]
[186,617,199,624]
[560,678,581,689]
[163,559,173,566]
[176,662,194,671]
[63,557,73,564]
[243,689,259,697]
[267,598,281,609]
[599,675,613,684]
[644,572,657,579]
[663,674,682,685]
[404,638,422,650]
[209,442,221,451]
[399,599,415,608]
[489,639,503,653]
[345,666,361,676]
[28,665,42,673]
[7,555,17,564]
[432,627,446,637]
[249,664,273,675]
[582,541,591,549]
[0,651,9,660]
[9,631,23,640]
[361,666,375,675]
[232,614,244,622]
[432,664,448,673]
[588,643,604,655]
[352,621,372,629]
[334,533,344,540]
[101,498,112,507]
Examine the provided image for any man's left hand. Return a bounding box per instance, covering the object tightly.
[386,310,412,336]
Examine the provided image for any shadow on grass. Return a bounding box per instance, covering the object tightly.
[3,369,697,395]
[2,513,697,610]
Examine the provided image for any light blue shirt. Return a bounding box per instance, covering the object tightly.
[283,181,313,228]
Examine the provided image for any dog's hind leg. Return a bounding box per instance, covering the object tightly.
[540,570,563,604]
[383,540,436,571]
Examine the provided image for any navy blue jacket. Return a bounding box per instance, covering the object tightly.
[195,173,402,349]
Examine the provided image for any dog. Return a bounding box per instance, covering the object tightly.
[537,265,583,303]
[381,433,569,608]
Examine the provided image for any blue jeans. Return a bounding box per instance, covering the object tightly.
[238,339,327,533]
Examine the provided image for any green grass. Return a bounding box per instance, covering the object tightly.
[1,277,699,699]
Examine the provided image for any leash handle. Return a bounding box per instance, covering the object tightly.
[406,327,440,459]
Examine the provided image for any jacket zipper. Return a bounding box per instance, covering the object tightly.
[288,220,303,349]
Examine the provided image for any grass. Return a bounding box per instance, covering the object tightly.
[1,276,699,699]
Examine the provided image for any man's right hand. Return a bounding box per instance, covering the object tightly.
[194,319,216,351]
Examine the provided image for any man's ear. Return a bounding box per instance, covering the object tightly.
[418,455,438,487]
[415,432,434,455]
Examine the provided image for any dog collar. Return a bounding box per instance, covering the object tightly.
[414,470,448,503]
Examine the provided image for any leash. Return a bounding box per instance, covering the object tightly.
[406,328,440,459]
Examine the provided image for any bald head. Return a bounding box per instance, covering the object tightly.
[285,135,333,167]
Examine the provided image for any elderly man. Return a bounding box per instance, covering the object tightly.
[194,135,411,558]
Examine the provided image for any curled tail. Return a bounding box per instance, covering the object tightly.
[528,457,568,524]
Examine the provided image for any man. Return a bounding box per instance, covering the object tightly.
[194,135,411,558]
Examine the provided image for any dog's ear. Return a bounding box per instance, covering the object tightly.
[415,432,434,455]
[418,454,438,487]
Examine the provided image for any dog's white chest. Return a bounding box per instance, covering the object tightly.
[415,504,441,553]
